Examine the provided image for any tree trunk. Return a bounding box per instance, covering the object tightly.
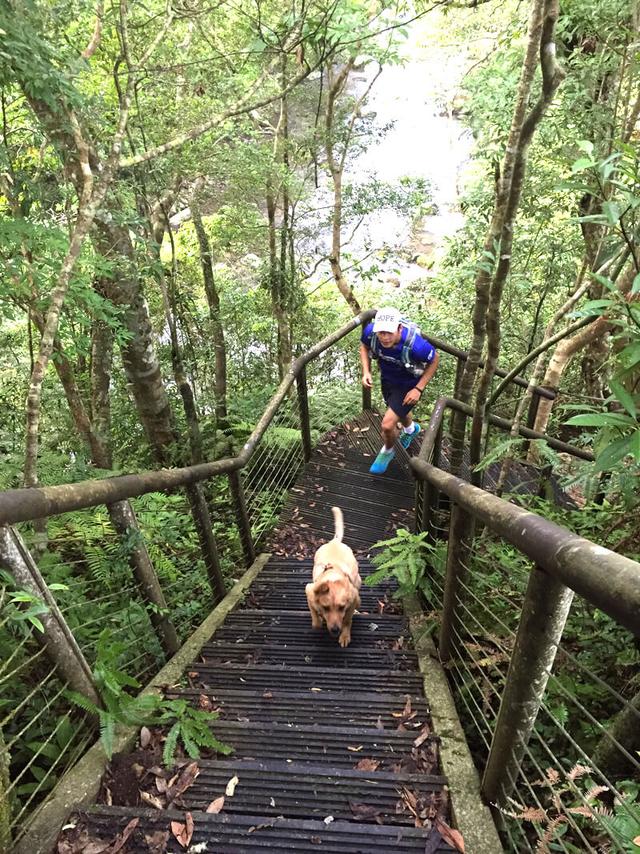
[0,527,99,705]
[324,57,366,316]
[460,0,565,478]
[94,221,178,458]
[592,688,640,780]
[191,185,228,425]
[531,262,637,442]
[36,312,180,655]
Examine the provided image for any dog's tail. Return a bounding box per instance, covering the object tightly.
[331,506,344,542]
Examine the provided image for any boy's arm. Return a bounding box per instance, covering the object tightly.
[360,342,373,388]
[415,351,439,392]
[403,351,439,405]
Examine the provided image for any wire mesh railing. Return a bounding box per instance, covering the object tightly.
[412,399,640,854]
[0,311,378,844]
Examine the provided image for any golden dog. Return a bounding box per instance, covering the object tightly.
[305,507,361,647]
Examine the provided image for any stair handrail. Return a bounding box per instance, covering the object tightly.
[0,311,377,526]
[410,394,640,816]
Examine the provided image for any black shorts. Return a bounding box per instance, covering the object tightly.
[381,382,419,420]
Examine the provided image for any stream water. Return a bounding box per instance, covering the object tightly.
[302,39,475,290]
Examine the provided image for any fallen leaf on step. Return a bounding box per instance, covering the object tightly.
[354,758,380,771]
[167,761,200,805]
[225,775,239,796]
[347,745,363,752]
[139,726,151,748]
[140,790,164,810]
[435,818,465,853]
[143,830,169,854]
[170,813,194,849]
[206,796,225,814]
[103,817,140,854]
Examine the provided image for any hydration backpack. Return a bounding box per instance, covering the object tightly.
[369,319,427,378]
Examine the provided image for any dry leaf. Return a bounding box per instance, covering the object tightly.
[103,818,140,854]
[347,745,364,752]
[413,729,430,748]
[262,690,273,699]
[167,761,200,805]
[198,694,212,710]
[144,830,169,854]
[354,758,380,771]
[170,813,194,849]
[140,790,164,810]
[207,796,225,814]
[323,815,334,825]
[84,844,109,854]
[349,801,381,821]
[435,818,465,853]
[225,775,239,797]
[375,716,384,730]
[139,726,151,748]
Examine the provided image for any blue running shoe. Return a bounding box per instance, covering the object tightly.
[399,422,421,450]
[369,448,395,474]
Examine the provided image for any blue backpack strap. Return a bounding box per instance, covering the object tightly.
[400,322,418,368]
[369,331,380,358]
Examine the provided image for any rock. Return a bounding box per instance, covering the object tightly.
[415,254,434,269]
[385,275,401,287]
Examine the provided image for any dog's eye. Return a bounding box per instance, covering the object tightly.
[337,604,346,611]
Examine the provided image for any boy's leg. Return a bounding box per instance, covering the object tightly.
[380,406,402,450]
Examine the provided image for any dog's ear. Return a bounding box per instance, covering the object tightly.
[315,582,330,595]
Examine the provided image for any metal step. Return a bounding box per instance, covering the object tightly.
[174,758,446,825]
[200,641,417,670]
[188,662,424,694]
[78,806,455,852]
[170,687,429,729]
[195,720,436,769]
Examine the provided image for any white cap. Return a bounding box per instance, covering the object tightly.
[373,307,401,333]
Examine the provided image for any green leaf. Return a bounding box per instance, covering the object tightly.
[632,274,640,296]
[571,157,595,173]
[565,413,634,428]
[609,380,637,418]
[630,430,640,464]
[601,201,621,225]
[594,435,634,473]
[163,722,181,767]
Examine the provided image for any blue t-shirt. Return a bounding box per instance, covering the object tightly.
[361,322,437,388]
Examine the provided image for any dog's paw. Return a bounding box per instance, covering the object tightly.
[338,631,351,648]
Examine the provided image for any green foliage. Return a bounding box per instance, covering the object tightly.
[365,529,446,599]
[67,630,231,763]
[156,699,233,767]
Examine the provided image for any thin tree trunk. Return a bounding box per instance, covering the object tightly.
[35,311,179,655]
[325,58,358,314]
[191,183,228,425]
[531,262,638,442]
[459,0,565,478]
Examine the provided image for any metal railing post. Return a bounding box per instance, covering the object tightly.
[482,566,574,804]
[362,385,372,411]
[419,422,443,545]
[186,484,226,601]
[296,365,313,463]
[439,504,474,662]
[0,527,100,706]
[228,471,255,567]
[448,359,464,433]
